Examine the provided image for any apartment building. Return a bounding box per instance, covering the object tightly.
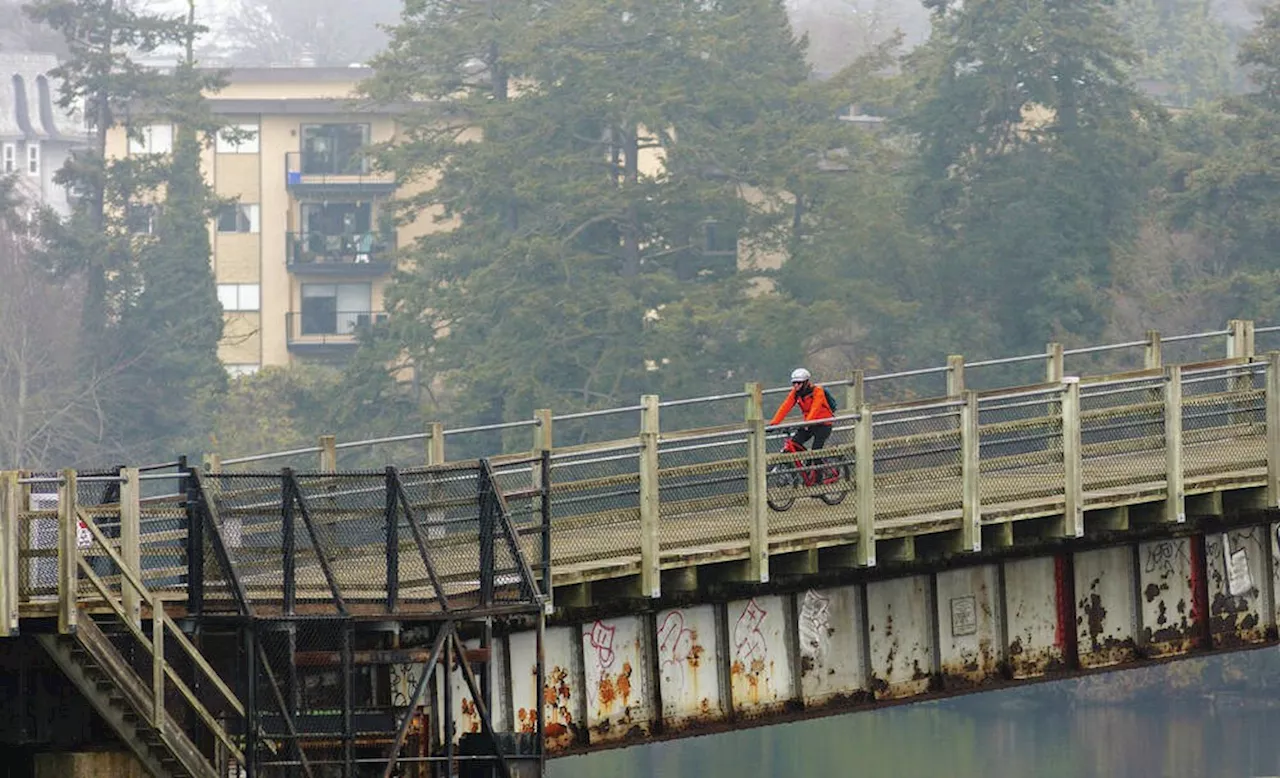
[0,52,88,218]
[106,66,432,376]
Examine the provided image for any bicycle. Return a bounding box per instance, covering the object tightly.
[766,428,851,512]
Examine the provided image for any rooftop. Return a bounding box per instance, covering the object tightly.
[0,52,86,142]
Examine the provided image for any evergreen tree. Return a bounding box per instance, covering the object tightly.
[1162,0,1280,316]
[363,0,819,428]
[110,0,227,457]
[899,0,1163,353]
[26,0,229,461]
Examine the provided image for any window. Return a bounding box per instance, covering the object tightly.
[216,123,260,154]
[217,283,260,312]
[300,124,370,175]
[300,283,371,335]
[126,203,158,235]
[128,124,173,155]
[26,142,39,175]
[225,364,260,378]
[2,144,14,174]
[216,203,260,233]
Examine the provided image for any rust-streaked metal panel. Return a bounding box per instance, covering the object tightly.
[798,586,867,706]
[509,627,585,752]
[442,636,510,741]
[1207,528,1272,648]
[656,605,723,730]
[866,576,933,698]
[580,616,652,743]
[727,596,792,715]
[1138,538,1196,656]
[1074,547,1139,668]
[1004,557,1064,678]
[935,566,1002,688]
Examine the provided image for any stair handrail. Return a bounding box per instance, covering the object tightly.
[71,502,246,766]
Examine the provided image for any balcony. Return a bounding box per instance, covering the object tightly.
[287,232,393,277]
[286,309,388,357]
[284,151,396,197]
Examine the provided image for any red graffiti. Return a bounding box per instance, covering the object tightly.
[585,620,617,671]
[657,611,696,687]
[734,599,768,663]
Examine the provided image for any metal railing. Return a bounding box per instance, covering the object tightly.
[285,309,388,346]
[4,351,1278,608]
[286,231,393,268]
[284,151,395,190]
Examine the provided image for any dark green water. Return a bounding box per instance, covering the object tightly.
[548,667,1280,778]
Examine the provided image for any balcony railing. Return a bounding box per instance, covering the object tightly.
[284,152,396,193]
[285,309,388,351]
[286,231,393,272]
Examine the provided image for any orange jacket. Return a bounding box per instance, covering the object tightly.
[769,384,835,427]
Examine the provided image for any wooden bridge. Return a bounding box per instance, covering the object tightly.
[4,318,1280,774]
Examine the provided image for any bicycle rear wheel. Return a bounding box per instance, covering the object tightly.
[818,460,851,506]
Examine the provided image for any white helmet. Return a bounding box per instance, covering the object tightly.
[790,368,812,383]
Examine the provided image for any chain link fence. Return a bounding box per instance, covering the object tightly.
[658,425,750,552]
[764,419,856,539]
[872,403,964,525]
[977,388,1065,510]
[1080,374,1168,492]
[1181,363,1267,480]
[546,442,643,570]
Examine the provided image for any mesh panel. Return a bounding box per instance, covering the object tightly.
[1182,364,1267,479]
[658,426,750,551]
[546,442,643,568]
[765,423,856,538]
[872,405,963,524]
[978,389,1065,509]
[1080,375,1168,492]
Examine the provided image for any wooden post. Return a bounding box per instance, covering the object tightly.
[946,356,965,397]
[961,391,981,553]
[319,435,337,472]
[202,453,222,474]
[855,405,876,567]
[1144,330,1162,370]
[1266,353,1280,509]
[745,383,769,584]
[1165,365,1186,522]
[533,409,553,454]
[153,606,165,729]
[1046,343,1064,383]
[0,471,17,636]
[639,395,662,597]
[120,468,142,628]
[426,422,445,467]
[846,369,865,412]
[1228,319,1256,360]
[1061,379,1083,538]
[57,469,77,634]
[533,409,553,611]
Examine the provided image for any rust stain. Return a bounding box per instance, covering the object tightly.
[618,662,633,706]
[1144,583,1161,603]
[598,676,616,709]
[1082,592,1108,650]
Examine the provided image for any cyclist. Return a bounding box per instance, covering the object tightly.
[770,368,837,452]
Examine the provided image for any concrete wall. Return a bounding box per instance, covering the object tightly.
[34,752,147,778]
[405,520,1280,756]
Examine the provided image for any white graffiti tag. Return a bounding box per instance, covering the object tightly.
[798,591,832,665]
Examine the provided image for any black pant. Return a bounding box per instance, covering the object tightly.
[791,424,832,451]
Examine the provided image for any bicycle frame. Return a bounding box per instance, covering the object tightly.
[780,436,838,487]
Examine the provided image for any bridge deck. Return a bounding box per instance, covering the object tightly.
[3,355,1276,616]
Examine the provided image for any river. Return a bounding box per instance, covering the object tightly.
[547,652,1280,778]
